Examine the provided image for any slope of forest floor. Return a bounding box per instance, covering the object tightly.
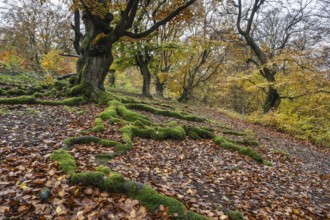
[0,86,329,219]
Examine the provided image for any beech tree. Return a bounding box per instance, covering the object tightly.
[68,0,196,100]
[229,0,313,112]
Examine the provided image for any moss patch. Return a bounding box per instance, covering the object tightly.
[90,118,105,132]
[227,210,244,220]
[126,103,205,122]
[129,186,185,216]
[50,150,76,174]
[185,125,214,140]
[0,96,37,104]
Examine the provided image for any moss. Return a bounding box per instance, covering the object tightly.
[32,92,43,98]
[95,153,116,164]
[263,160,272,166]
[114,144,132,154]
[99,105,117,120]
[0,108,9,116]
[222,130,247,136]
[184,211,209,220]
[69,83,92,97]
[102,173,126,192]
[227,210,244,220]
[185,126,214,140]
[117,105,152,125]
[63,136,100,147]
[50,150,76,174]
[128,125,186,141]
[6,88,28,96]
[95,166,111,175]
[61,97,87,106]
[235,139,260,146]
[130,186,185,216]
[71,171,105,187]
[119,126,134,144]
[126,103,205,122]
[37,97,87,106]
[239,147,264,163]
[0,95,37,104]
[214,136,240,151]
[98,139,121,147]
[91,118,105,132]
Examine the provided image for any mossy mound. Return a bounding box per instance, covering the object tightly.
[63,136,121,149]
[50,150,76,174]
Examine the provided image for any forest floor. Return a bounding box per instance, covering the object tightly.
[0,89,329,219]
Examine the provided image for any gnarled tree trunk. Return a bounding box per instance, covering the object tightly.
[71,11,114,100]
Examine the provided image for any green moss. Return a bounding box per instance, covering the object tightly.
[6,88,28,96]
[128,125,186,141]
[0,108,9,115]
[263,160,272,166]
[102,173,126,192]
[227,210,244,220]
[184,211,209,220]
[98,139,121,147]
[117,105,152,125]
[63,136,100,147]
[69,83,92,96]
[50,150,76,174]
[126,103,205,122]
[185,126,214,140]
[214,136,240,151]
[32,92,43,98]
[37,97,87,106]
[95,166,111,175]
[71,171,105,187]
[91,118,105,132]
[222,130,247,136]
[99,105,117,120]
[239,147,264,163]
[114,144,132,154]
[235,139,260,146]
[0,95,37,104]
[119,126,134,144]
[130,186,185,216]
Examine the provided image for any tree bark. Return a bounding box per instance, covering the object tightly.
[178,88,189,102]
[71,11,114,100]
[155,76,165,97]
[135,53,152,98]
[108,69,116,87]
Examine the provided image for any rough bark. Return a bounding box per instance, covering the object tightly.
[155,76,165,97]
[135,53,152,98]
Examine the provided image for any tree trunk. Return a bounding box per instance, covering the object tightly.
[70,11,114,100]
[155,75,165,97]
[136,54,152,98]
[178,88,189,102]
[261,67,281,113]
[263,85,281,113]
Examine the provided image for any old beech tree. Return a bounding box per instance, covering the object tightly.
[68,0,196,100]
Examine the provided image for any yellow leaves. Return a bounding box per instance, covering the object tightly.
[91,33,108,46]
[40,50,75,76]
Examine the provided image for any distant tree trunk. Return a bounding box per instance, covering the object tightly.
[178,88,189,102]
[135,52,152,98]
[108,69,116,87]
[155,75,165,97]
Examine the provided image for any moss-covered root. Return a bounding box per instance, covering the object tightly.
[126,103,206,122]
[117,105,153,125]
[119,125,186,143]
[184,125,215,140]
[63,136,121,149]
[214,136,270,165]
[50,150,76,174]
[70,171,208,219]
[0,95,87,106]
